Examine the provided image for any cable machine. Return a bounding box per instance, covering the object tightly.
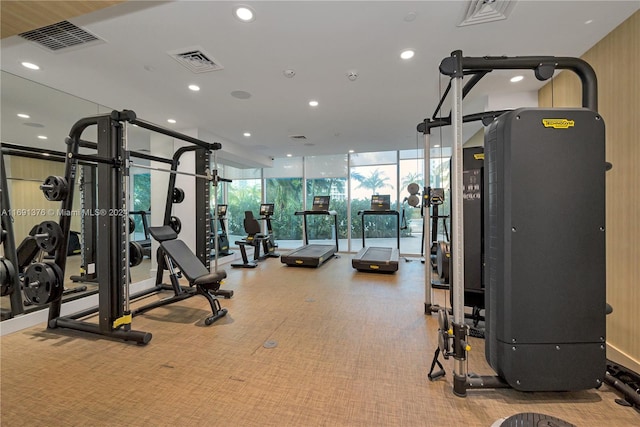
[424,51,607,396]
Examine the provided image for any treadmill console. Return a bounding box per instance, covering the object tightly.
[370,194,391,211]
[311,196,330,211]
[217,204,227,217]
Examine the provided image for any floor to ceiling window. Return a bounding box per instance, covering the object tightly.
[216,149,450,257]
[349,151,398,252]
[398,149,424,255]
[225,166,261,244]
[305,154,348,247]
[264,157,304,249]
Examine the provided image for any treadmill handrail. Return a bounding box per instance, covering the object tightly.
[294,210,339,249]
[357,210,400,249]
[294,210,337,216]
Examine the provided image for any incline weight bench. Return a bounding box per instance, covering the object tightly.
[145,226,231,325]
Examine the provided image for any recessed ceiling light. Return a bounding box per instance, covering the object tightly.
[234,5,255,22]
[434,144,440,148]
[348,149,355,153]
[400,49,415,60]
[243,132,251,137]
[510,75,524,83]
[167,119,177,124]
[188,84,200,91]
[17,113,30,119]
[21,62,40,70]
[37,135,48,140]
[231,90,252,99]
[286,154,292,158]
[404,12,417,22]
[309,100,319,107]
[585,19,593,25]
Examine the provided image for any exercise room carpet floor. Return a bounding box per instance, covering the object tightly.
[1,254,637,426]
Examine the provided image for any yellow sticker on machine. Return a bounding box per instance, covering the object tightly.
[473,153,484,160]
[542,118,575,129]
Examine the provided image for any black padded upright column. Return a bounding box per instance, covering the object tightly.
[484,107,606,391]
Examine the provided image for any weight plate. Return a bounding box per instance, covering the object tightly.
[41,175,69,202]
[35,221,63,252]
[129,241,144,267]
[23,262,62,305]
[129,217,135,234]
[169,216,182,234]
[407,182,420,195]
[0,258,16,296]
[437,308,448,331]
[172,187,185,204]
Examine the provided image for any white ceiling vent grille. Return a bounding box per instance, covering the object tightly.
[19,21,103,52]
[458,0,518,27]
[168,47,224,73]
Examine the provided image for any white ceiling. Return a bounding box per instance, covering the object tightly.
[1,1,638,164]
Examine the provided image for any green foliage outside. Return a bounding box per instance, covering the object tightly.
[265,177,303,240]
[227,180,261,235]
[132,173,150,239]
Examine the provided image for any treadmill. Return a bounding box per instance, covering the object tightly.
[352,195,400,273]
[281,196,338,267]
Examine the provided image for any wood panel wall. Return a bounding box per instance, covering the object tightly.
[539,11,639,372]
[0,1,125,39]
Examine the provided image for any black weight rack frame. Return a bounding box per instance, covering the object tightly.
[47,110,222,344]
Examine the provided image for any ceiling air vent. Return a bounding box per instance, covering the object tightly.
[289,135,307,140]
[458,0,518,27]
[19,21,103,52]
[168,47,224,73]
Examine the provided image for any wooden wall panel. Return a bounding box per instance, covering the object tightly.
[1,1,125,39]
[539,11,639,372]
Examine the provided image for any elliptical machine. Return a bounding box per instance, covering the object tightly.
[212,204,232,257]
[258,203,280,258]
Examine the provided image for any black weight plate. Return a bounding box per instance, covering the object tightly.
[47,262,65,302]
[23,262,62,305]
[35,221,63,252]
[41,176,69,202]
[172,187,185,204]
[129,241,144,267]
[129,217,135,234]
[169,216,181,234]
[1,258,16,296]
